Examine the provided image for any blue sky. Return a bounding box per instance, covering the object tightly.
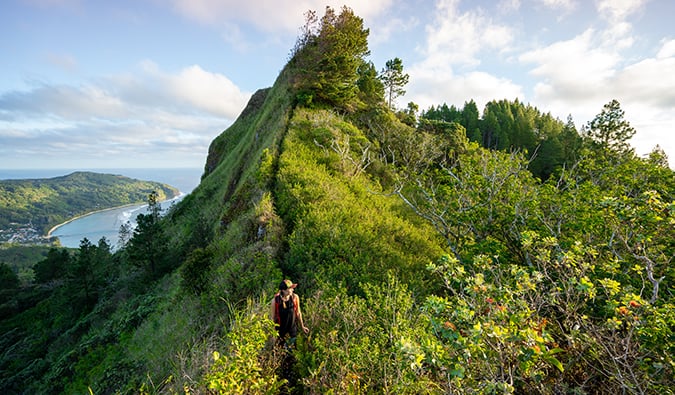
[1,0,673,169]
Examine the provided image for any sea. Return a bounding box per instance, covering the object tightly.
[0,168,203,249]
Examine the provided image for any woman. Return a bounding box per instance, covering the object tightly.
[270,279,309,346]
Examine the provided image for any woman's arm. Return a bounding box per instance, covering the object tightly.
[270,297,277,322]
[294,294,309,334]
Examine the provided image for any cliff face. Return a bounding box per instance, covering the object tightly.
[203,88,271,176]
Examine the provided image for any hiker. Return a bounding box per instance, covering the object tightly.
[270,279,309,347]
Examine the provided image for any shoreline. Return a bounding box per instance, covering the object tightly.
[46,202,145,238]
[46,191,184,238]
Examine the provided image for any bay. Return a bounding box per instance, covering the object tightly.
[1,168,203,249]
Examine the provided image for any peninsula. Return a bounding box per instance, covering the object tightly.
[0,171,179,244]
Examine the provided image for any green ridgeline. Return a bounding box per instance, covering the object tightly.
[1,6,673,395]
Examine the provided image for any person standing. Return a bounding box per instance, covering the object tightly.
[270,279,309,346]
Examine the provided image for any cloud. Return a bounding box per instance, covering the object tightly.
[596,0,647,23]
[424,0,514,67]
[405,0,521,110]
[170,0,394,33]
[136,61,249,118]
[0,62,250,168]
[657,39,675,59]
[538,0,576,12]
[519,28,621,104]
[519,26,675,163]
[0,83,128,120]
[408,69,524,111]
[498,0,521,13]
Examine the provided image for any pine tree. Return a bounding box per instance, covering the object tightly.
[584,99,636,156]
[380,57,409,109]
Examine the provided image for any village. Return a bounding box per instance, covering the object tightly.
[0,223,54,245]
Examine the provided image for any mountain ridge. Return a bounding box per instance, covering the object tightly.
[1,6,673,394]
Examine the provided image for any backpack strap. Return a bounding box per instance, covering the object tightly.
[274,293,281,325]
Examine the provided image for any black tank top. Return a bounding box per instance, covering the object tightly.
[277,294,297,338]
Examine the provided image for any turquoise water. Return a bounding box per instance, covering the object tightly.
[50,197,180,249]
[1,168,203,249]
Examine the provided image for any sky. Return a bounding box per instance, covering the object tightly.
[1,0,673,170]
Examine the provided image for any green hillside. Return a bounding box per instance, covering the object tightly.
[1,7,673,394]
[0,171,179,236]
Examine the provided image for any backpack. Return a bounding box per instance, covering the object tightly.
[274,293,299,325]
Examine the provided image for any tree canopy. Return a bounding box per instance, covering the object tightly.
[290,6,370,110]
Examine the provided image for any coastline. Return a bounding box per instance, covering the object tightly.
[46,202,145,237]
[46,191,185,238]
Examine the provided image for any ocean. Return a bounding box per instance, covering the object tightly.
[0,168,203,249]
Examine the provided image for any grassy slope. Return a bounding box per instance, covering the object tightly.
[63,68,301,393]
[56,61,448,392]
[7,46,672,393]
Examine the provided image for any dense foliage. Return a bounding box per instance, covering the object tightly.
[289,6,371,110]
[0,171,178,234]
[1,7,673,394]
[421,99,582,180]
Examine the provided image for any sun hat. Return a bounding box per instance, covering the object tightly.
[279,279,298,290]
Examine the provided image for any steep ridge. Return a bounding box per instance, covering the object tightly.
[4,7,672,394]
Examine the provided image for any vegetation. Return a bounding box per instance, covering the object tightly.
[420,99,582,181]
[0,171,178,235]
[1,6,673,394]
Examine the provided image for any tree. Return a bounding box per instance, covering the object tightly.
[380,57,409,109]
[291,6,370,110]
[462,99,481,142]
[127,191,167,277]
[118,221,133,250]
[0,263,20,291]
[584,99,636,156]
[356,61,384,106]
[647,145,670,168]
[34,247,70,283]
[68,238,99,305]
[397,101,418,126]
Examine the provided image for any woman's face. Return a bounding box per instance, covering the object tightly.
[281,288,293,297]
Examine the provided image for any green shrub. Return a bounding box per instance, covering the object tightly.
[205,301,284,394]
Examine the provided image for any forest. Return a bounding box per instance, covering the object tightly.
[1,6,673,394]
[0,171,179,235]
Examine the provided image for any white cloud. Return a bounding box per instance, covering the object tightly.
[45,52,78,72]
[408,69,523,111]
[520,29,621,103]
[519,27,675,165]
[405,0,522,110]
[368,14,419,46]
[0,62,251,168]
[139,62,250,118]
[424,0,513,67]
[657,39,675,59]
[596,0,647,23]
[538,0,576,12]
[170,0,393,33]
[498,0,521,13]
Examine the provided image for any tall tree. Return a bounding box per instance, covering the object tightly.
[34,247,70,283]
[380,57,409,109]
[69,238,99,305]
[462,100,481,142]
[290,6,370,110]
[0,263,19,291]
[584,99,636,156]
[356,60,384,106]
[127,191,167,277]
